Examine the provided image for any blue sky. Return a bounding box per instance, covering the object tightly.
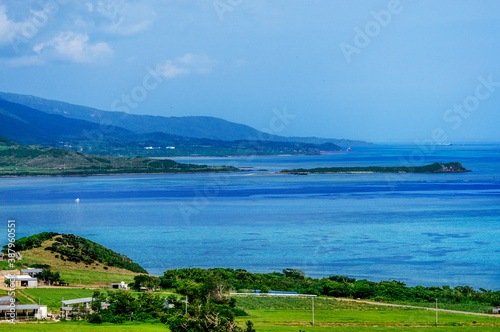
[0,0,499,142]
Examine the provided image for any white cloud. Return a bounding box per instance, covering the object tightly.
[0,4,22,45]
[177,53,212,69]
[86,3,94,12]
[157,53,215,79]
[34,31,113,63]
[158,60,188,79]
[95,0,156,35]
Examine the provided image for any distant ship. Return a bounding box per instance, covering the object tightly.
[435,142,453,146]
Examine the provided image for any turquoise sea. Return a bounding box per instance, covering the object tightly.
[1,144,499,289]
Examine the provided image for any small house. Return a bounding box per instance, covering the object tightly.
[60,297,109,320]
[164,300,175,309]
[12,275,38,287]
[0,304,47,320]
[493,307,500,314]
[110,281,128,289]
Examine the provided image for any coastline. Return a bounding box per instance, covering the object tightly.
[163,153,314,160]
[0,169,241,178]
[163,151,347,160]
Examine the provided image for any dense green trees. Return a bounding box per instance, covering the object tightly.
[88,290,166,323]
[160,268,500,308]
[1,232,58,253]
[129,275,161,292]
[34,267,63,285]
[281,162,469,174]
[162,276,244,332]
[86,281,245,331]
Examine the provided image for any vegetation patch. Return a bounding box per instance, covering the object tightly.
[0,135,240,176]
[44,234,147,274]
[1,232,58,253]
[281,162,470,174]
[5,232,146,285]
[21,288,95,311]
[160,268,500,314]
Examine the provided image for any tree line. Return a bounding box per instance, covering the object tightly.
[159,268,500,307]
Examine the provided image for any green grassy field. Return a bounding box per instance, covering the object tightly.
[388,301,493,314]
[19,288,96,310]
[1,292,499,331]
[251,328,500,332]
[55,269,138,285]
[234,296,500,330]
[0,322,168,331]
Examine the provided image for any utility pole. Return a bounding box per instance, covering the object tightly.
[312,296,315,326]
[185,295,188,315]
[435,298,438,326]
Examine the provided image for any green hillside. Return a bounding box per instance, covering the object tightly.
[0,135,239,176]
[3,232,147,274]
[0,134,18,147]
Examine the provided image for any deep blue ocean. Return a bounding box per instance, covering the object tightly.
[1,144,499,289]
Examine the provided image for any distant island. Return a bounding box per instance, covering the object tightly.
[281,162,471,174]
[0,135,239,177]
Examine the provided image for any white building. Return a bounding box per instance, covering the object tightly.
[0,304,47,320]
[12,275,38,287]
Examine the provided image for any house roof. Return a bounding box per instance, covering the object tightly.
[0,305,39,310]
[13,276,37,281]
[20,268,43,274]
[0,296,11,303]
[61,297,94,305]
[13,275,37,281]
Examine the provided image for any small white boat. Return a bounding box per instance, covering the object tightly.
[75,198,80,202]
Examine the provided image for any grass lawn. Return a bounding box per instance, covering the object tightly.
[234,296,500,330]
[57,269,138,285]
[0,322,168,331]
[13,290,35,306]
[251,327,500,332]
[387,301,493,314]
[0,261,11,269]
[1,323,500,332]
[20,288,96,311]
[0,295,498,331]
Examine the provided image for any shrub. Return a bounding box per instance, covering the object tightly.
[88,313,102,324]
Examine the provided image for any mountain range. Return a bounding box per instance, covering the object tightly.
[0,91,370,157]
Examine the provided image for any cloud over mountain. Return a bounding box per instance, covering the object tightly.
[34,31,112,63]
[158,53,215,79]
